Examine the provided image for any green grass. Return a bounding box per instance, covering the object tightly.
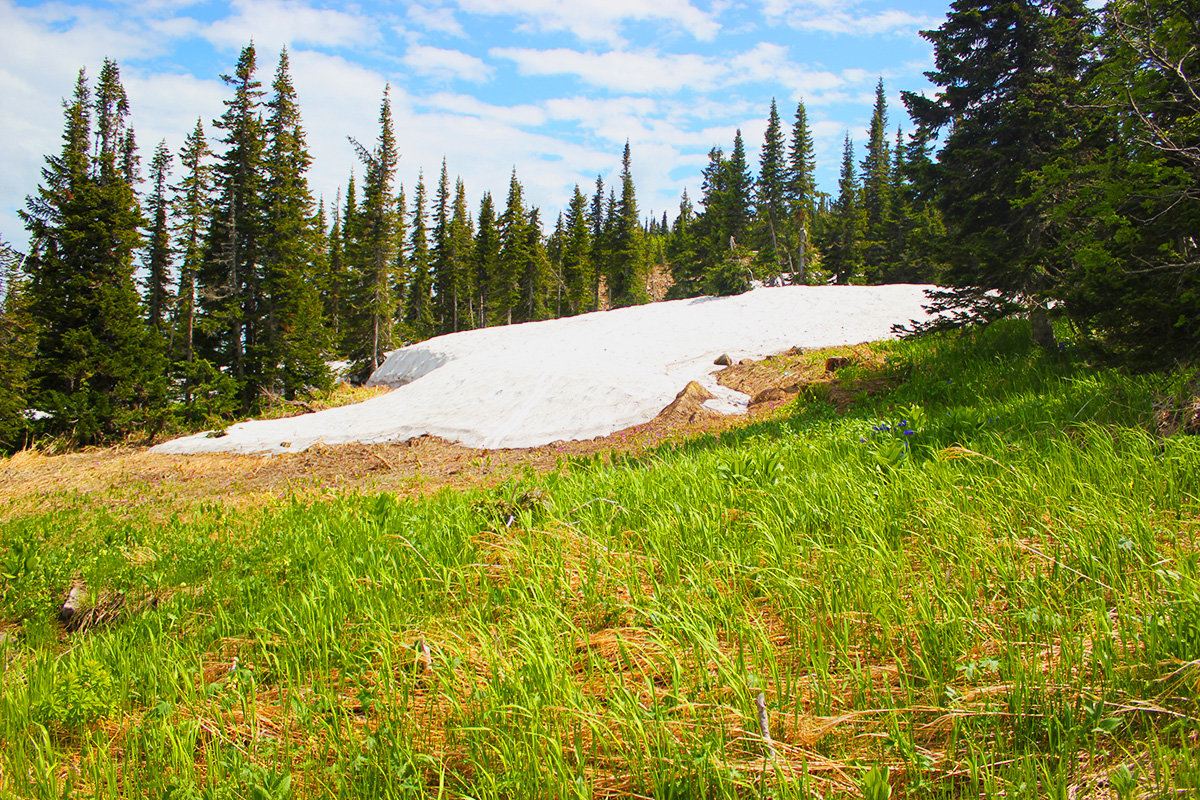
[2,320,1199,798]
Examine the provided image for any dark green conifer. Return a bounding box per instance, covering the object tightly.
[609,142,646,307]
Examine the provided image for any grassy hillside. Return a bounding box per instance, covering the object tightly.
[2,321,1198,799]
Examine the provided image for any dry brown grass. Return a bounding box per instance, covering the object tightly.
[0,343,894,523]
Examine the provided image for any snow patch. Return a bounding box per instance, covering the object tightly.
[152,284,937,455]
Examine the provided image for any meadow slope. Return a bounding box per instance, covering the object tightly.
[2,321,1199,799]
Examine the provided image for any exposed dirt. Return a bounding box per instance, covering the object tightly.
[0,343,891,518]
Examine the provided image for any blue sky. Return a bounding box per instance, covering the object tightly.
[0,0,952,250]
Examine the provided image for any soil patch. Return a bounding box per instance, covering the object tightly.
[0,343,888,518]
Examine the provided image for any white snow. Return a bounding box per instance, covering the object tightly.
[151,284,938,455]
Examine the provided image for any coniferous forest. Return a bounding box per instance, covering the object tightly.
[1,0,1198,451]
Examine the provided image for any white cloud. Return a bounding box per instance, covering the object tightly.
[406,4,466,37]
[402,45,493,83]
[203,0,378,52]
[455,0,718,45]
[762,0,939,37]
[492,47,723,94]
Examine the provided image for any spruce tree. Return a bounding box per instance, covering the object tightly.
[903,0,1093,342]
[608,142,647,307]
[430,159,454,333]
[200,43,267,406]
[561,185,593,316]
[473,192,499,327]
[722,130,754,249]
[21,63,163,443]
[172,119,212,373]
[860,79,892,281]
[589,175,608,310]
[786,100,817,282]
[405,173,434,336]
[496,170,528,324]
[0,239,34,451]
[447,178,473,331]
[519,208,550,321]
[349,86,399,370]
[756,100,788,279]
[666,190,703,298]
[1051,0,1197,359]
[824,134,863,284]
[260,47,328,398]
[144,140,173,337]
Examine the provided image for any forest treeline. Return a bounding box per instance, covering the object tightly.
[0,0,1197,451]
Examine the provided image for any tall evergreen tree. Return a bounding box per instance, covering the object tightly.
[260,47,328,398]
[473,192,499,327]
[756,100,788,279]
[200,43,266,406]
[431,159,454,333]
[519,208,550,322]
[903,0,1094,344]
[589,175,608,310]
[0,239,35,451]
[349,86,399,370]
[172,119,211,371]
[824,134,863,284]
[860,79,892,280]
[608,142,646,307]
[404,173,434,336]
[561,185,593,316]
[144,140,173,336]
[786,100,818,281]
[496,170,528,324]
[666,190,703,298]
[446,178,473,332]
[722,130,755,249]
[21,63,162,442]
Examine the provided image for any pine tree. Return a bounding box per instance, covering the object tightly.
[21,62,163,443]
[496,170,528,324]
[722,130,755,249]
[608,142,646,307]
[666,190,703,298]
[1050,0,1198,359]
[200,43,267,406]
[349,86,399,370]
[0,239,34,451]
[172,119,211,372]
[860,79,892,281]
[561,185,593,316]
[756,100,788,279]
[824,134,863,284]
[589,175,608,310]
[447,178,474,331]
[903,0,1093,343]
[786,100,818,282]
[144,140,173,337]
[260,47,328,398]
[473,192,499,327]
[405,173,434,336]
[324,189,345,347]
[430,159,454,333]
[519,208,550,321]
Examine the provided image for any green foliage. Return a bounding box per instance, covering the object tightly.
[30,655,115,730]
[3,320,1199,797]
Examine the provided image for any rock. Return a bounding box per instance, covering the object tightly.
[738,358,754,366]
[750,387,791,406]
[657,381,721,425]
[59,579,87,627]
[714,354,732,366]
[824,356,852,373]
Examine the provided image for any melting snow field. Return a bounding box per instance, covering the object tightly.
[152,284,939,455]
